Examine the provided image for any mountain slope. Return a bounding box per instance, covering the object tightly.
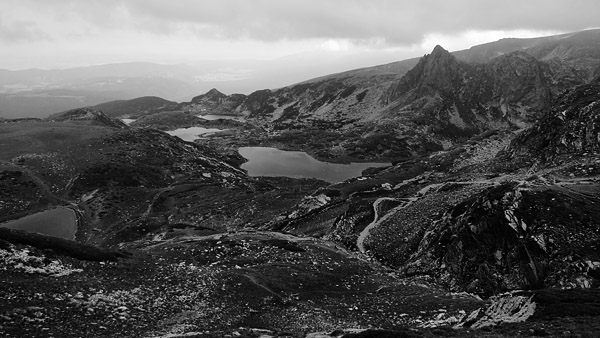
[47,107,128,128]
[255,77,600,313]
[172,31,600,162]
[507,77,600,161]
[454,28,600,70]
[93,96,178,118]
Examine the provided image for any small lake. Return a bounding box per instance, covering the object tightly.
[166,127,225,142]
[121,118,136,125]
[239,147,390,183]
[199,114,245,122]
[0,207,78,240]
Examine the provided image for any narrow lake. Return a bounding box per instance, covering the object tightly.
[166,127,225,142]
[0,207,78,240]
[199,114,245,122]
[239,147,390,183]
[121,118,136,125]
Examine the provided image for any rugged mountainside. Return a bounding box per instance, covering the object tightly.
[93,96,178,118]
[454,29,600,72]
[0,113,324,246]
[507,78,600,161]
[2,30,600,337]
[398,79,600,295]
[384,46,586,135]
[151,30,600,163]
[251,79,600,335]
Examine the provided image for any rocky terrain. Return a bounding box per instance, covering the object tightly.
[2,30,600,337]
[114,30,600,165]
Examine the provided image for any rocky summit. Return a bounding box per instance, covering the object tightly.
[2,30,600,338]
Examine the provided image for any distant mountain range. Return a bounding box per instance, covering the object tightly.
[0,50,416,119]
[3,29,600,161]
[138,29,594,161]
[3,29,599,120]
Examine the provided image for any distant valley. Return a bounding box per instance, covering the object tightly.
[0,50,416,119]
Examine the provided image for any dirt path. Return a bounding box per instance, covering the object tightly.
[356,178,502,254]
[356,197,418,253]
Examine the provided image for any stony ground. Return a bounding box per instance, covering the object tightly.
[1,230,486,337]
[2,102,600,337]
[3,227,600,337]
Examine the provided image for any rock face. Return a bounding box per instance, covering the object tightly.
[386,47,586,135]
[386,45,463,103]
[457,292,536,329]
[402,181,600,295]
[508,78,600,161]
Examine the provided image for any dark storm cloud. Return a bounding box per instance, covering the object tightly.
[119,0,600,44]
[12,0,600,45]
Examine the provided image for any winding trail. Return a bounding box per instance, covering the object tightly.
[356,178,504,253]
[356,197,418,253]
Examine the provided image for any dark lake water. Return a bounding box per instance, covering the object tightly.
[239,147,390,183]
[199,114,245,122]
[0,207,78,239]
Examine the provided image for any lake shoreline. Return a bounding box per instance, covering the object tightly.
[0,206,78,240]
[238,146,390,183]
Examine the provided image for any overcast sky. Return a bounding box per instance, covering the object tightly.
[1,0,599,70]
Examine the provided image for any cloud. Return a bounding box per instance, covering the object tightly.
[5,0,600,46]
[0,17,48,42]
[118,0,600,45]
[2,0,600,69]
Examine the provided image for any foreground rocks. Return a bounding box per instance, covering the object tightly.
[0,230,485,337]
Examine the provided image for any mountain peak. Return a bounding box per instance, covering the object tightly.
[205,88,226,98]
[190,88,227,104]
[427,45,455,64]
[431,44,449,55]
[385,44,461,102]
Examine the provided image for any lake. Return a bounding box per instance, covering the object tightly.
[166,127,225,142]
[0,207,78,239]
[199,114,245,122]
[239,147,390,183]
[121,118,136,125]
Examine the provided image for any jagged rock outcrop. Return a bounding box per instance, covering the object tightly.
[386,45,463,103]
[384,46,590,139]
[457,292,536,329]
[401,182,600,295]
[508,78,600,161]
